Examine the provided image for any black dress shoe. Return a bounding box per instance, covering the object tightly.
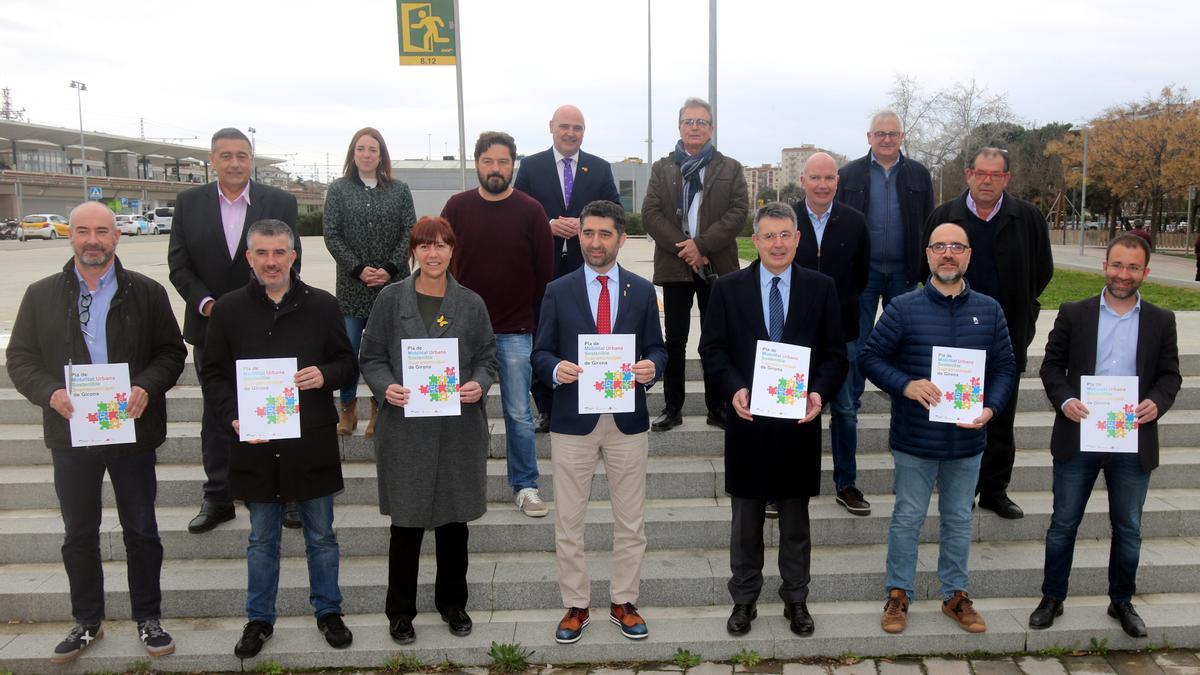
[317,612,353,648]
[726,603,757,635]
[440,607,472,637]
[536,412,551,434]
[978,493,1024,519]
[234,620,273,658]
[283,502,302,529]
[783,602,815,636]
[188,500,235,534]
[651,409,683,431]
[1029,596,1063,629]
[705,411,727,430]
[389,617,416,644]
[1108,601,1148,637]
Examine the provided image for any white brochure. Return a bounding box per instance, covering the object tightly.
[929,346,987,424]
[402,338,462,417]
[1080,375,1139,454]
[577,334,637,414]
[749,340,811,420]
[65,362,136,447]
[236,357,301,441]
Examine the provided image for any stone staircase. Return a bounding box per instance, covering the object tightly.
[0,355,1198,674]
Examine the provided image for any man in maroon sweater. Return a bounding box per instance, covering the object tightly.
[441,131,555,517]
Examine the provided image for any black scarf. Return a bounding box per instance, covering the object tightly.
[673,140,714,228]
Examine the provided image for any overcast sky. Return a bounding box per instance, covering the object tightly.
[3,0,1197,180]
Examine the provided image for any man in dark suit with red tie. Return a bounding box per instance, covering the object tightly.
[515,105,622,432]
[167,127,300,533]
[531,200,667,644]
[699,202,847,638]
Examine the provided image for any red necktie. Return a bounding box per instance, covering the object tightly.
[596,275,611,334]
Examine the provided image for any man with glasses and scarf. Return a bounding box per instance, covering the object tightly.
[7,201,186,664]
[643,97,749,432]
[924,147,1054,519]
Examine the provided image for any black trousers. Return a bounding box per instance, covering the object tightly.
[386,522,469,621]
[977,386,1019,498]
[661,276,721,416]
[193,342,232,503]
[728,496,811,605]
[52,447,163,623]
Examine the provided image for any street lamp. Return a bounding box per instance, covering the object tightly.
[247,126,258,182]
[1078,125,1089,255]
[69,80,87,201]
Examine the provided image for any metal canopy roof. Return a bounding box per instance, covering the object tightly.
[0,119,284,167]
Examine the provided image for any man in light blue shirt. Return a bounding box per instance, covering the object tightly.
[1033,233,1181,638]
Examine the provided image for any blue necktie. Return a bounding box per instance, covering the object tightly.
[562,157,574,207]
[768,276,784,342]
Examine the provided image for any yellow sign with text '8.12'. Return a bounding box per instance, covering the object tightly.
[396,0,457,65]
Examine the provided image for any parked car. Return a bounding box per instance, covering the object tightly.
[150,206,173,233]
[115,214,155,236]
[16,214,69,241]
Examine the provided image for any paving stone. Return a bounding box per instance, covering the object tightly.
[971,658,1025,675]
[781,664,830,675]
[592,669,638,675]
[1015,655,1070,675]
[922,657,973,675]
[876,659,923,675]
[541,668,592,675]
[1105,652,1165,675]
[830,662,878,675]
[1151,649,1200,675]
[1063,654,1118,674]
[689,663,734,675]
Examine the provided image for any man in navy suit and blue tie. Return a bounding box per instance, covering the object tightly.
[532,200,667,645]
[516,105,622,432]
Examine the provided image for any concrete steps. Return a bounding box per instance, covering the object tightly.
[0,348,1198,671]
[1,594,1195,674]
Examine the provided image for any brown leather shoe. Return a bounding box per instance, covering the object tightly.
[943,591,987,633]
[364,399,378,439]
[880,588,909,633]
[610,602,648,639]
[555,607,590,644]
[337,400,357,435]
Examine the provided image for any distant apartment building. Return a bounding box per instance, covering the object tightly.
[779,144,846,188]
[743,163,780,206]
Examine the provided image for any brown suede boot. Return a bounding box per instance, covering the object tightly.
[364,399,378,439]
[336,400,357,435]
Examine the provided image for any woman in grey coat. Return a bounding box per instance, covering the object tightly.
[324,126,416,437]
[359,215,497,646]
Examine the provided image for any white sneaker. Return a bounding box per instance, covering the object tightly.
[515,488,548,517]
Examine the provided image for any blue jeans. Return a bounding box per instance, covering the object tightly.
[340,315,368,405]
[851,270,915,402]
[52,448,163,623]
[829,339,859,490]
[885,450,981,600]
[246,496,342,623]
[1042,452,1150,603]
[495,333,539,492]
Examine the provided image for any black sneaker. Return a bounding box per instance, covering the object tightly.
[835,486,871,516]
[317,612,353,649]
[137,618,175,657]
[234,620,274,658]
[50,622,103,664]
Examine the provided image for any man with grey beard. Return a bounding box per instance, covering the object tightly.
[7,201,186,664]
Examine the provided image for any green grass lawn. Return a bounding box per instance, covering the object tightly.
[734,237,1200,311]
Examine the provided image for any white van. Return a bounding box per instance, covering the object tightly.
[149,206,174,233]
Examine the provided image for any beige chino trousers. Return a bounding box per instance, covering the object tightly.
[550,413,649,608]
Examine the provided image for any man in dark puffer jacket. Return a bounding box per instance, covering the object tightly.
[860,222,1015,636]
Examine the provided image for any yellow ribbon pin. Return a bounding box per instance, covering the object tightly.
[436,315,448,327]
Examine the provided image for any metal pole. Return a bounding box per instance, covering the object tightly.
[1078,126,1089,255]
[453,0,467,190]
[708,0,717,148]
[248,126,258,182]
[70,81,88,201]
[646,0,652,165]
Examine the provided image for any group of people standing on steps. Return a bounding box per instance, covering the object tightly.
[3,96,1181,667]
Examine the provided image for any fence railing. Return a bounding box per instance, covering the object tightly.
[1050,229,1196,251]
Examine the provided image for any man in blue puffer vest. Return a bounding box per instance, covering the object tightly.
[860,222,1015,636]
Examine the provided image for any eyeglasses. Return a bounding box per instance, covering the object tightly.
[757,231,796,242]
[1107,262,1144,274]
[79,291,92,326]
[871,131,902,139]
[680,118,712,128]
[928,242,970,255]
[969,169,1009,181]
